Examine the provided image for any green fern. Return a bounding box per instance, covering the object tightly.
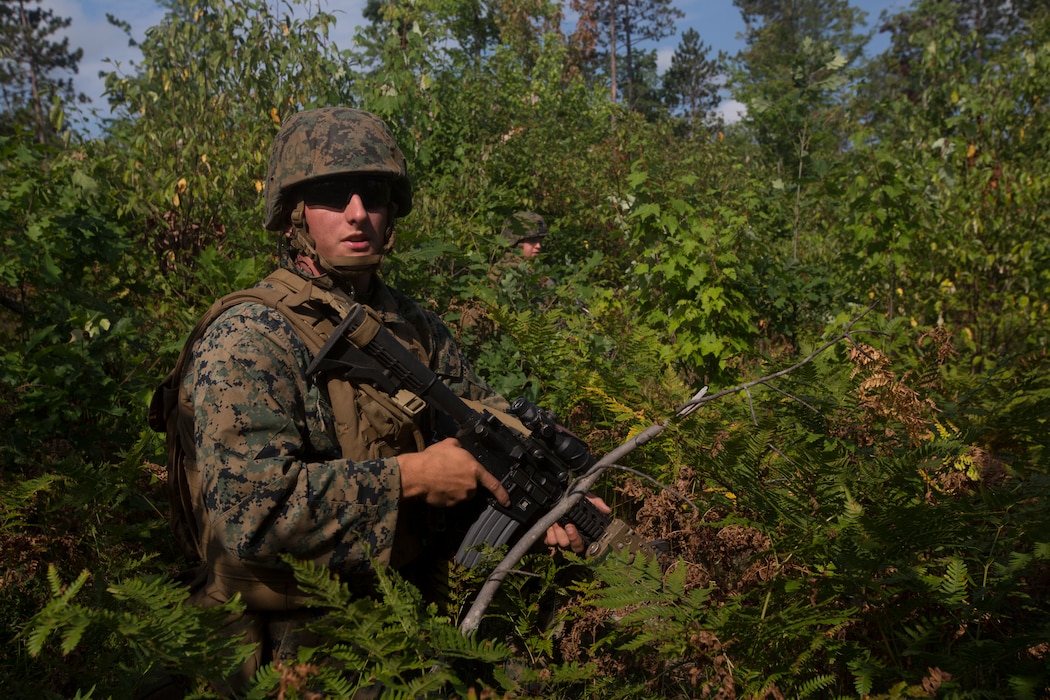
[24,565,256,696]
[25,566,91,656]
[0,473,63,533]
[576,552,730,695]
[245,557,516,698]
[938,557,970,607]
[796,673,837,697]
[589,550,667,611]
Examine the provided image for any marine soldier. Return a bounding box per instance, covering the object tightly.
[501,211,548,260]
[490,211,556,297]
[149,107,604,692]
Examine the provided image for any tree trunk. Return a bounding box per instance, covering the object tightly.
[17,0,47,144]
[609,0,617,104]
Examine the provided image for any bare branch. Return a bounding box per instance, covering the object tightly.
[459,310,876,636]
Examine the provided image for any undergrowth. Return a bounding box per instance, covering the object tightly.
[14,321,1050,698]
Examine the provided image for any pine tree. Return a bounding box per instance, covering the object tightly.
[569,0,683,110]
[0,0,85,142]
[661,28,722,132]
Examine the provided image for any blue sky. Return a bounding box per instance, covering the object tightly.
[54,0,910,122]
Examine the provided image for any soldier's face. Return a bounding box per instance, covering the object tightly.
[302,178,391,259]
[521,238,542,259]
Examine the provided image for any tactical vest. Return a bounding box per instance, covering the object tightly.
[148,268,443,611]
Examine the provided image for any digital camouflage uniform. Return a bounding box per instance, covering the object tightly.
[184,269,506,582]
[174,264,506,681]
[150,107,510,693]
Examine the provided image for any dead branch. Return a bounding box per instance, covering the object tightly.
[459,310,876,636]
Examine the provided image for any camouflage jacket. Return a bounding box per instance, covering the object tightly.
[176,264,506,607]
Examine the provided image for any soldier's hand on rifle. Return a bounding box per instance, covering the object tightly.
[544,494,611,553]
[398,438,512,508]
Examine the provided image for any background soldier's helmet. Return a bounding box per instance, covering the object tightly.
[263,107,412,231]
[501,212,548,246]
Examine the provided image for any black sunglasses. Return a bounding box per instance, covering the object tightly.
[303,177,393,211]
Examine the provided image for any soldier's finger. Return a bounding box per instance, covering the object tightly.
[564,523,585,553]
[477,466,511,507]
[585,493,612,513]
[547,524,571,549]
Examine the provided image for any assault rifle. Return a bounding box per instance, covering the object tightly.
[306,303,656,568]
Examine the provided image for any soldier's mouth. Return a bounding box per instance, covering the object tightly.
[342,239,373,252]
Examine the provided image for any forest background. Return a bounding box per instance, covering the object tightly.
[1,0,1048,697]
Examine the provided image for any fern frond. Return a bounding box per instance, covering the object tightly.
[938,557,970,606]
[0,473,64,532]
[25,566,92,656]
[427,623,509,662]
[590,553,665,610]
[284,556,356,609]
[796,673,836,698]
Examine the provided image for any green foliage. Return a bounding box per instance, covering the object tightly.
[838,5,1050,363]
[2,1,1050,697]
[100,0,356,302]
[245,557,514,698]
[0,472,62,533]
[0,132,152,469]
[19,552,605,698]
[562,319,1050,697]
[24,565,255,698]
[625,162,759,381]
[730,0,868,175]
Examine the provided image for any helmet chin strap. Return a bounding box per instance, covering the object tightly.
[288,200,396,287]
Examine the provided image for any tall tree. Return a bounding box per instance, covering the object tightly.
[569,0,682,109]
[730,0,868,164]
[491,0,565,70]
[729,0,868,256]
[838,5,1050,348]
[364,0,559,72]
[0,0,85,142]
[366,0,499,70]
[661,27,723,132]
[951,0,1050,41]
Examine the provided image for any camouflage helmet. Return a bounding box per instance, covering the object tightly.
[263,107,412,231]
[501,212,548,246]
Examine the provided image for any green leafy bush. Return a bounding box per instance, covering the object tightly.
[3,1,1050,697]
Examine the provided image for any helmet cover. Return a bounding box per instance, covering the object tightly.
[264,107,412,231]
[501,212,548,246]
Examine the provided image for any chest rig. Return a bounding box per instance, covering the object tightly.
[149,268,434,608]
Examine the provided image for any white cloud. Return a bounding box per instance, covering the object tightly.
[656,46,674,74]
[717,98,746,124]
